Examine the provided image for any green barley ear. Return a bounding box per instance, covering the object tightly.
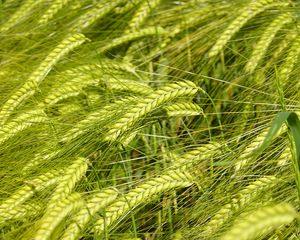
[61,188,119,240]
[0,203,41,226]
[279,34,300,83]
[38,0,72,25]
[33,192,83,240]
[0,109,48,145]
[126,0,162,32]
[208,0,291,58]
[202,175,280,236]
[59,96,136,144]
[99,26,165,53]
[0,33,88,126]
[46,157,88,209]
[0,0,43,32]
[93,169,194,236]
[104,80,199,143]
[220,203,297,240]
[0,170,62,225]
[234,125,286,173]
[245,12,293,73]
[164,102,203,117]
[43,74,99,107]
[105,78,152,95]
[71,0,124,32]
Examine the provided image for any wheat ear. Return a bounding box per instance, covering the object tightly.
[105,78,152,95]
[280,34,300,83]
[0,203,41,226]
[202,175,279,236]
[0,33,88,126]
[38,0,72,25]
[164,102,203,117]
[63,61,137,76]
[61,188,119,240]
[22,150,61,174]
[43,75,99,107]
[33,192,83,240]
[104,80,198,142]
[221,203,296,240]
[46,157,88,209]
[277,145,292,166]
[93,169,194,236]
[0,170,62,224]
[72,0,124,32]
[0,109,48,145]
[99,26,165,53]
[245,12,293,73]
[59,96,136,143]
[234,125,287,172]
[0,0,43,32]
[126,0,162,32]
[208,1,291,58]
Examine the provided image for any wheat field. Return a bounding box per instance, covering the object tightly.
[0,0,300,239]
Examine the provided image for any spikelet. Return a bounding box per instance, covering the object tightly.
[38,0,72,25]
[208,1,291,58]
[245,12,293,73]
[221,203,296,240]
[0,0,43,32]
[72,0,124,32]
[104,81,198,142]
[279,34,300,83]
[61,188,119,240]
[0,109,48,145]
[93,169,194,235]
[234,124,287,172]
[33,193,83,240]
[46,157,88,209]
[126,0,162,32]
[202,175,279,236]
[100,26,165,53]
[0,170,62,224]
[0,33,88,126]
[59,96,136,143]
[164,102,203,117]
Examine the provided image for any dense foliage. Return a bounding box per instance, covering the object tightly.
[0,0,300,239]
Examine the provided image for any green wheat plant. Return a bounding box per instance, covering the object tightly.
[1,0,300,239]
